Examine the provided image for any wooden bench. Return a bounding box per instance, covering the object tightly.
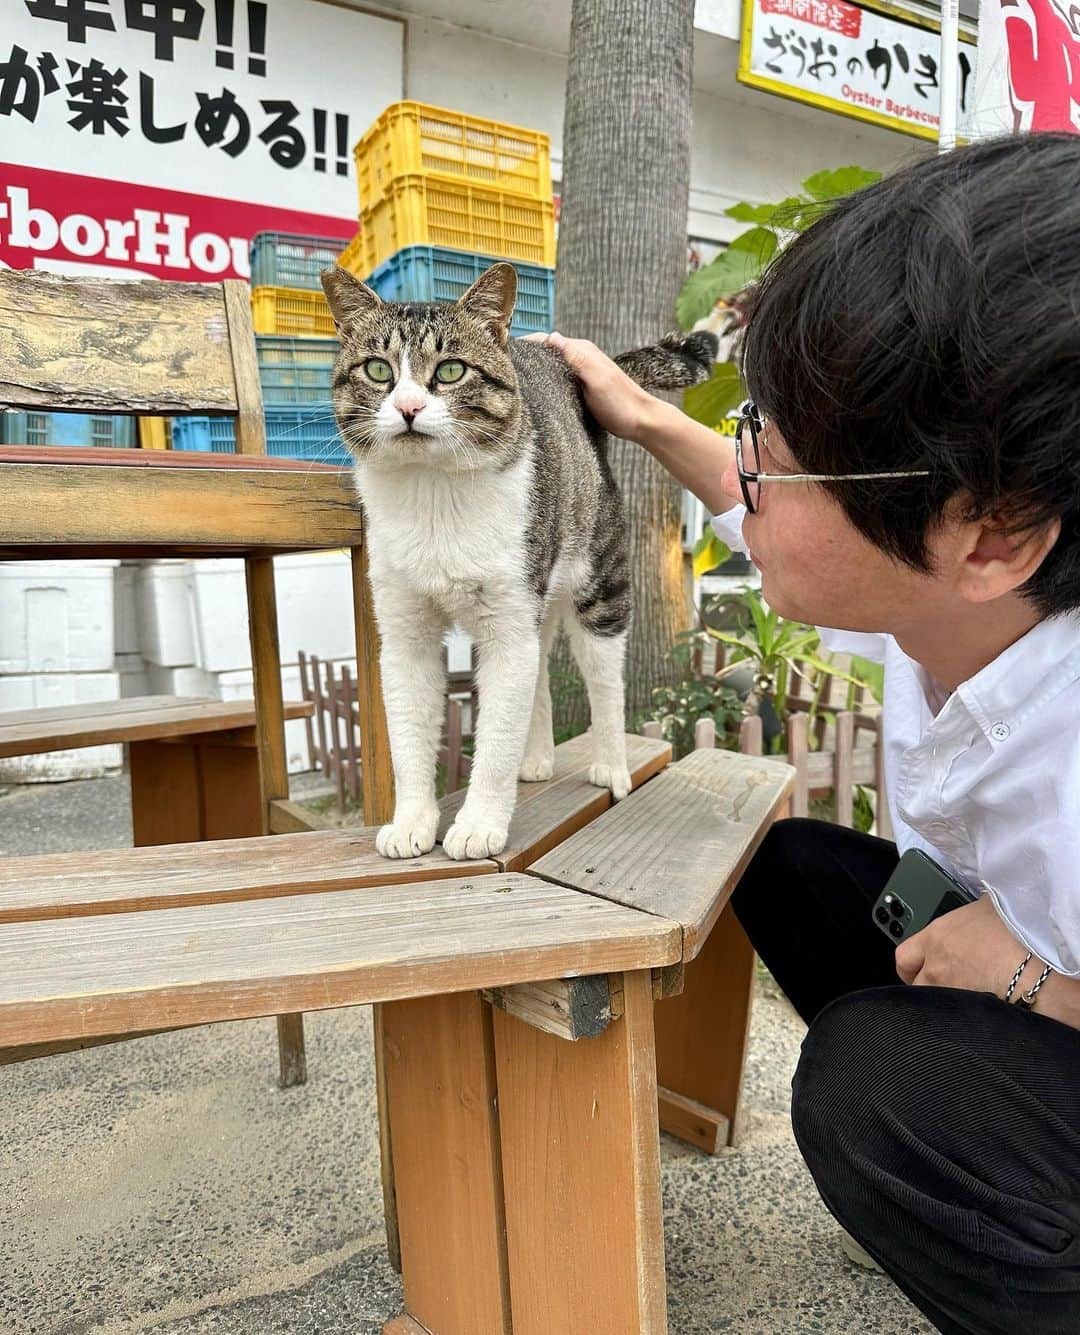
[0,695,316,844]
[2,739,792,1334]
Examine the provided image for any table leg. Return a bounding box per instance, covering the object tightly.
[129,734,306,1087]
[381,993,512,1335]
[654,905,757,1152]
[129,739,204,845]
[493,969,668,1334]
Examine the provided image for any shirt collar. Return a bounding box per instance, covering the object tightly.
[954,613,1080,746]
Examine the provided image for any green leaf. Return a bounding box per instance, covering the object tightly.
[676,247,761,328]
[682,362,745,427]
[850,655,885,703]
[692,529,731,579]
[726,226,780,266]
[723,202,783,225]
[800,166,881,202]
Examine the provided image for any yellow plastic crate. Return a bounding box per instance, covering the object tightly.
[251,285,336,337]
[360,176,556,275]
[355,101,551,210]
[338,229,365,277]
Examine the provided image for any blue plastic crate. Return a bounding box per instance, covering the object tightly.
[365,246,555,336]
[249,232,353,290]
[256,335,338,408]
[171,410,351,466]
[0,409,135,449]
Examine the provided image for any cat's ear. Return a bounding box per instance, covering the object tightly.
[458,263,517,346]
[320,265,381,331]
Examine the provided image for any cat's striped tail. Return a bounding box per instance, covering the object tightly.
[614,330,719,390]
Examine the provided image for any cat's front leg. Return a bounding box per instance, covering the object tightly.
[443,617,541,860]
[372,580,448,859]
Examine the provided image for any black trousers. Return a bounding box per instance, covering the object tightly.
[731,818,1080,1335]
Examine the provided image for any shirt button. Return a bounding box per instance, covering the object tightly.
[990,721,1011,742]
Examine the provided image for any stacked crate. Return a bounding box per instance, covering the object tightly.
[173,232,352,464]
[341,101,556,334]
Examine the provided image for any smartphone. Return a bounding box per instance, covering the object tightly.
[872,848,976,944]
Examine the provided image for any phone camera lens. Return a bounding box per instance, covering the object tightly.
[874,906,890,925]
[888,898,905,919]
[889,921,904,939]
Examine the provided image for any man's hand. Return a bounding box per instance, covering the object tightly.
[896,894,1080,1029]
[520,331,663,444]
[895,894,1022,993]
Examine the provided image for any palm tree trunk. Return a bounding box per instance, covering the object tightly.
[553,0,696,730]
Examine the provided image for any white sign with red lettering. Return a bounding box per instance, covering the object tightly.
[0,0,403,279]
[971,0,1080,136]
[738,0,976,141]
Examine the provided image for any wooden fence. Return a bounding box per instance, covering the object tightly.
[651,638,892,836]
[298,649,474,812]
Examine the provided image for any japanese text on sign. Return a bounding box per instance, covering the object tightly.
[739,0,976,140]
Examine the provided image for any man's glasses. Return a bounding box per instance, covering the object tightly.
[735,401,932,514]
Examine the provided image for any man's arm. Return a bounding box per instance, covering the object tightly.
[523,331,739,516]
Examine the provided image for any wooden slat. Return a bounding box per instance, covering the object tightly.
[438,732,672,872]
[0,461,363,557]
[494,969,667,1333]
[0,446,340,471]
[0,828,498,924]
[352,545,394,826]
[0,873,682,1047]
[655,1087,730,1155]
[0,271,238,413]
[267,799,330,834]
[383,993,512,1335]
[482,975,615,1041]
[223,279,267,456]
[0,696,312,758]
[529,748,794,960]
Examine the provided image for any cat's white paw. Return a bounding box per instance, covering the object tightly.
[442,817,509,860]
[519,751,555,782]
[376,806,439,859]
[589,762,632,801]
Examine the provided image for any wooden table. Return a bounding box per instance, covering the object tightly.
[0,695,315,846]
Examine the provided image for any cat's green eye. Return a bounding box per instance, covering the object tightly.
[435,360,466,384]
[364,358,394,384]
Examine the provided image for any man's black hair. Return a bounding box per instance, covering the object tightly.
[742,132,1080,618]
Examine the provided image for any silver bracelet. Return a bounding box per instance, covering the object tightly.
[1004,952,1032,1002]
[1016,962,1053,1011]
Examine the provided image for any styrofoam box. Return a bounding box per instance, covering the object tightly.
[445,628,473,673]
[135,559,197,667]
[0,561,118,674]
[114,561,140,655]
[0,670,122,781]
[215,662,348,773]
[190,552,355,673]
[145,664,214,697]
[115,652,151,699]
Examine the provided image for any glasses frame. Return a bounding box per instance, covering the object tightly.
[735,401,932,515]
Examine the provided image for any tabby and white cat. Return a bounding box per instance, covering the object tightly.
[321,262,715,860]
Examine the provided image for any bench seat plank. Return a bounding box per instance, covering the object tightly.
[0,460,363,558]
[0,873,681,1048]
[438,733,672,872]
[529,748,795,960]
[0,829,497,924]
[0,695,312,758]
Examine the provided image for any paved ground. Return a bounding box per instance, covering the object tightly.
[1,773,932,1335]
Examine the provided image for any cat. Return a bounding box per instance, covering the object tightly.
[320,261,716,860]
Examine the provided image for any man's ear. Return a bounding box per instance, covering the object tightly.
[458,263,517,346]
[958,514,1062,603]
[320,265,381,332]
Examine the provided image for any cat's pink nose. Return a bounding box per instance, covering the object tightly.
[398,403,422,420]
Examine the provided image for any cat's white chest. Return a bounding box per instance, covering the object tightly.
[355,459,530,617]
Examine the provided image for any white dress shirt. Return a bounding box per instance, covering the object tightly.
[712,507,1080,978]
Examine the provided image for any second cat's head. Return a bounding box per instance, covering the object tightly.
[320,262,521,470]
